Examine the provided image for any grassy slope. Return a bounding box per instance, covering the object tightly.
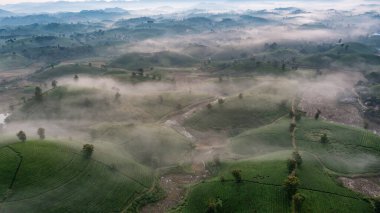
[109,51,198,70]
[230,117,380,174]
[32,64,104,80]
[13,86,209,122]
[178,152,371,213]
[0,140,153,213]
[90,123,193,167]
[184,95,288,135]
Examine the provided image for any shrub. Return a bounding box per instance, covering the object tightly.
[284,175,299,199]
[293,193,305,212]
[320,133,329,144]
[292,151,302,166]
[206,197,223,213]
[231,169,242,183]
[82,144,94,158]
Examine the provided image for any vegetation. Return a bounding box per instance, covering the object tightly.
[284,175,299,199]
[0,140,153,213]
[16,131,26,142]
[231,169,242,183]
[37,128,45,140]
[82,144,94,158]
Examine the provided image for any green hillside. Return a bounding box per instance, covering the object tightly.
[109,51,198,70]
[0,140,154,213]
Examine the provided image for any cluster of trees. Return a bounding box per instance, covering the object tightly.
[283,175,305,212]
[131,68,161,81]
[16,127,46,142]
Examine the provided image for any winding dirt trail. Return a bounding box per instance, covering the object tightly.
[141,97,229,213]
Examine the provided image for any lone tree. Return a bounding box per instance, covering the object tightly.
[207,103,213,110]
[238,93,243,99]
[218,98,225,105]
[364,121,369,130]
[82,144,94,158]
[314,109,321,120]
[292,151,302,167]
[284,175,300,200]
[34,86,43,102]
[320,133,329,144]
[17,131,27,142]
[293,193,305,213]
[74,74,79,81]
[287,158,297,174]
[37,128,45,140]
[51,80,57,89]
[231,169,242,183]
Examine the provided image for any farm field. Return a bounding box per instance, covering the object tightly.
[0,141,154,213]
[176,152,373,213]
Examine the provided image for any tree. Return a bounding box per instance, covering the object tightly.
[207,103,212,110]
[287,158,297,174]
[82,144,94,158]
[283,175,299,199]
[137,68,144,76]
[293,193,305,213]
[37,128,45,140]
[74,74,79,81]
[320,133,329,144]
[314,109,321,120]
[238,93,243,99]
[292,151,302,167]
[17,131,26,142]
[51,80,57,89]
[34,86,43,102]
[218,98,225,105]
[364,121,369,129]
[231,169,242,183]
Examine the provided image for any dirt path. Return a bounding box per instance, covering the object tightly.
[141,97,227,212]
